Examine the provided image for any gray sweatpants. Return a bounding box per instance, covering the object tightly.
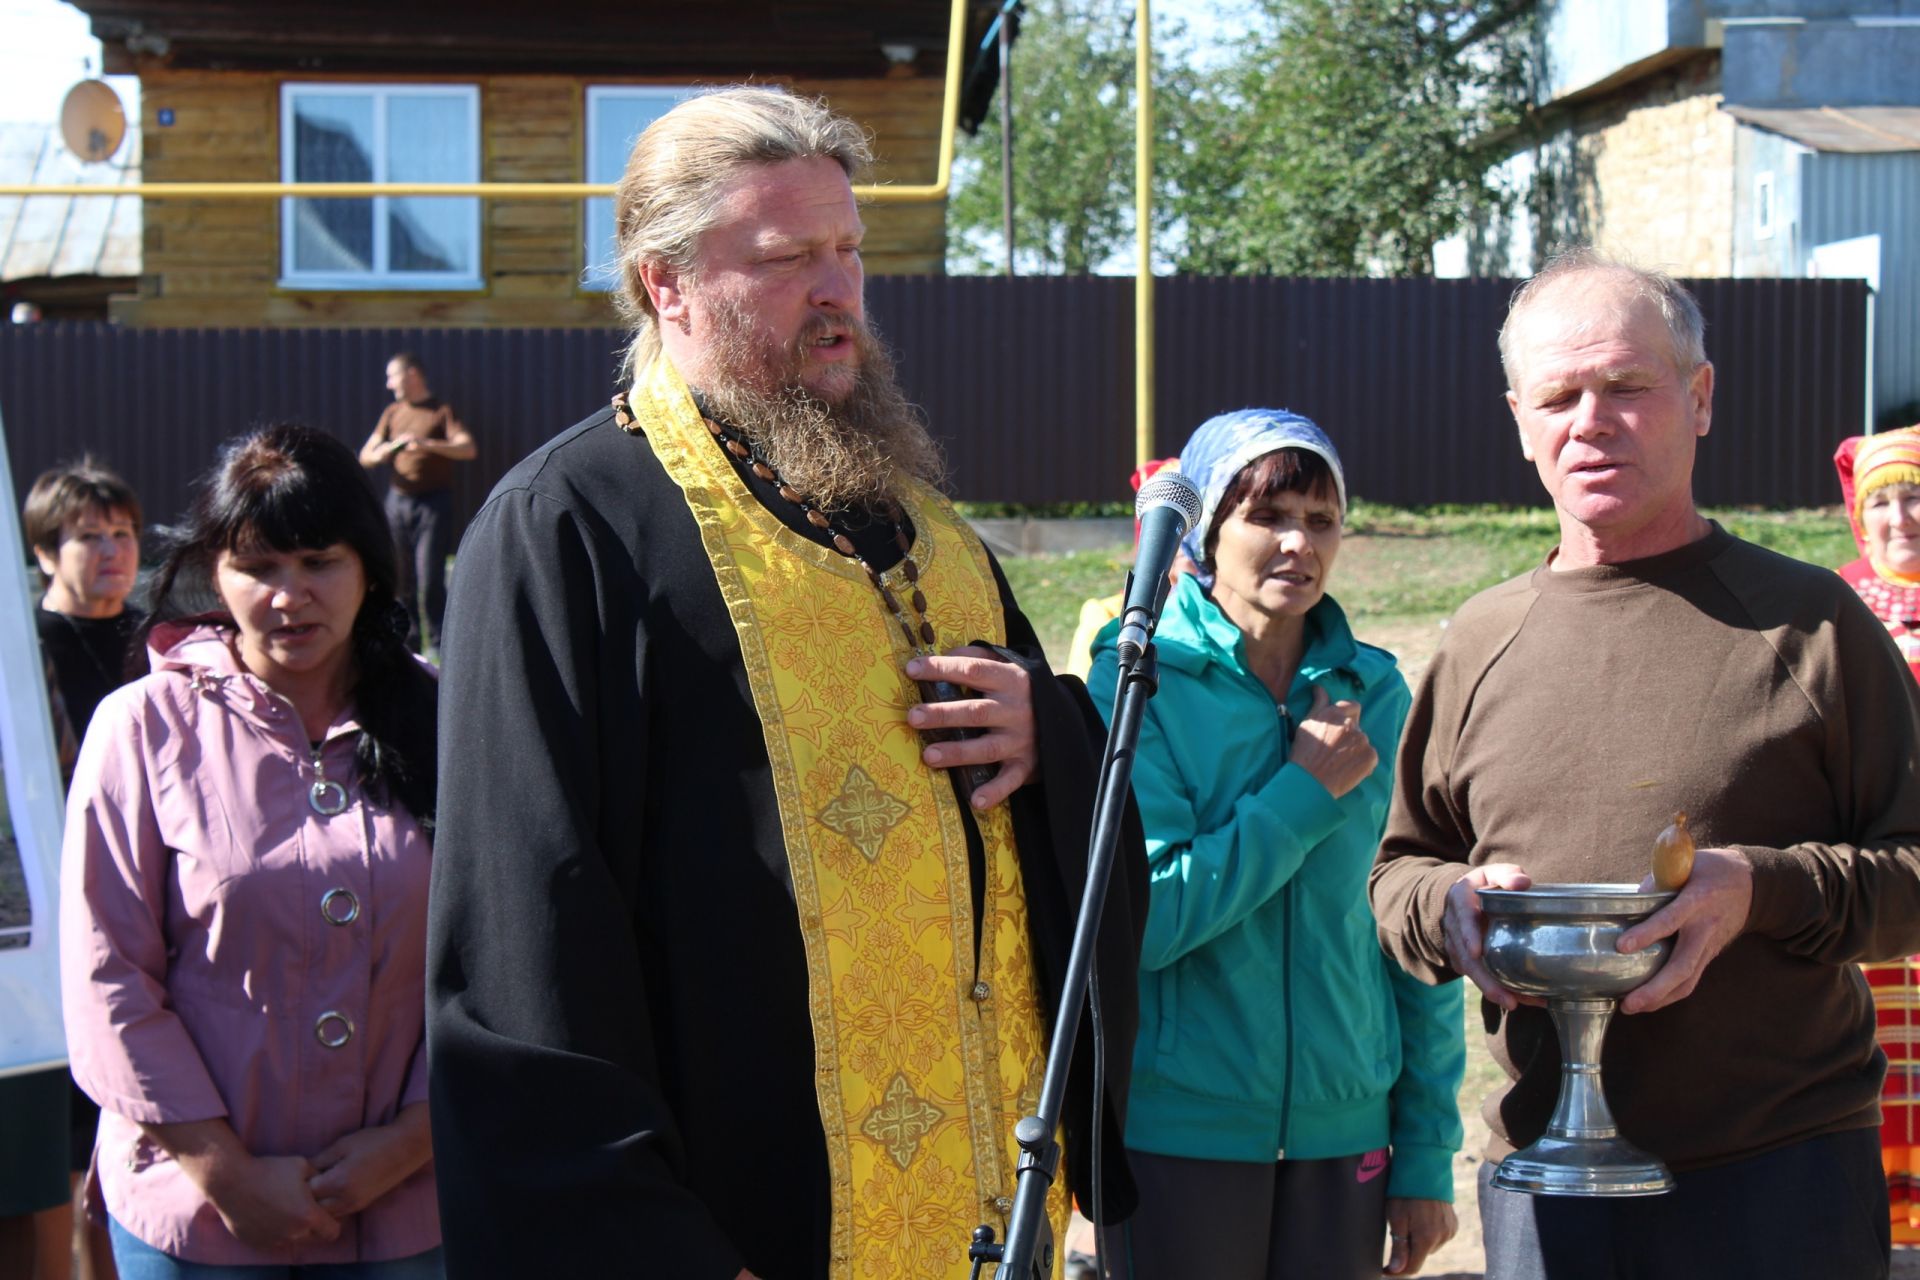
[1100,1148,1391,1280]
[1478,1126,1888,1280]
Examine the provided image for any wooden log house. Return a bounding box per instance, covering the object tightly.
[70,1,1001,327]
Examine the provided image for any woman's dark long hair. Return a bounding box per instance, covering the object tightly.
[141,424,438,828]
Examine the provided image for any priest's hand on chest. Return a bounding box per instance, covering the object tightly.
[905,647,1035,810]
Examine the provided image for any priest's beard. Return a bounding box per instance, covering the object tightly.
[693,299,946,512]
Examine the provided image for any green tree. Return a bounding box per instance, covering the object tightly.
[947,0,1197,274]
[1166,0,1536,275]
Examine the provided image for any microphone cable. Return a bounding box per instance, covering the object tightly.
[1089,961,1108,1276]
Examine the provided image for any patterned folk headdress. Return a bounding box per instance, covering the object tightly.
[1835,425,1920,581]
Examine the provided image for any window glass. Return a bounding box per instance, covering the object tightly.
[0,734,24,954]
[0,409,71,1073]
[282,85,479,288]
[289,94,374,273]
[584,87,695,291]
[388,94,474,274]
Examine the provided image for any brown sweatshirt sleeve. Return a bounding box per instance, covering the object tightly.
[1370,580,1536,984]
[1369,661,1467,982]
[1738,574,1920,963]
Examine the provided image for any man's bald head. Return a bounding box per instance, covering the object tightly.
[1498,248,1707,391]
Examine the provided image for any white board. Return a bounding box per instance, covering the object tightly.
[0,400,70,1076]
[1809,234,1883,294]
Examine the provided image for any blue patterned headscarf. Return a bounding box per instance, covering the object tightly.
[1177,409,1348,583]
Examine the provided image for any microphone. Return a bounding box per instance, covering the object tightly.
[1116,469,1203,663]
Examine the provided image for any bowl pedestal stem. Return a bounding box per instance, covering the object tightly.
[1491,996,1675,1197]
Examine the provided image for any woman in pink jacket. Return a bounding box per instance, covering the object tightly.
[60,425,442,1278]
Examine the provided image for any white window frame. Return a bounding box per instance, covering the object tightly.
[582,86,698,292]
[1753,171,1777,243]
[279,82,483,291]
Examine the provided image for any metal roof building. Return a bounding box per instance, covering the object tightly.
[0,118,141,319]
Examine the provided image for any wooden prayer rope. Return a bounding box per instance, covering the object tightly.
[609,394,945,662]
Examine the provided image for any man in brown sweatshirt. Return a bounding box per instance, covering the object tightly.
[1370,249,1920,1279]
[359,351,476,655]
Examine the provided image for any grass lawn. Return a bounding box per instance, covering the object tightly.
[1004,504,1861,1274]
[1001,505,1859,679]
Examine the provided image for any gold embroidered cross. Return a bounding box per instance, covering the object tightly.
[819,765,910,863]
[862,1073,945,1170]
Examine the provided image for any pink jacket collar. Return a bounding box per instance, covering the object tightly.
[147,620,363,742]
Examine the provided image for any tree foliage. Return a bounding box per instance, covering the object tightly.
[946,0,1537,277]
[947,0,1196,274]
[1166,0,1536,275]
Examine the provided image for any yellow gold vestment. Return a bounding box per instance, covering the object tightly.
[635,361,1067,1278]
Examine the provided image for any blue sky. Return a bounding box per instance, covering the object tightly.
[0,0,138,131]
[1,0,1236,127]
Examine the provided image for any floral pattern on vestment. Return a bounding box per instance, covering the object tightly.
[635,359,1065,1277]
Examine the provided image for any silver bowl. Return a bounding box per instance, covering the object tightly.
[1481,884,1676,997]
[1476,883,1678,1197]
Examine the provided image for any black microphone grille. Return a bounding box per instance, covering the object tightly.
[1135,469,1203,535]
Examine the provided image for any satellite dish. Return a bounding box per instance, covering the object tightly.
[59,79,127,164]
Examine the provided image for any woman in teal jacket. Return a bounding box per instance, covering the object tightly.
[1089,410,1463,1279]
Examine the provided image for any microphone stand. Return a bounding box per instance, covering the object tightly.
[969,573,1165,1279]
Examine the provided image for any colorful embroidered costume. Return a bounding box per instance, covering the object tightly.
[1836,426,1920,1244]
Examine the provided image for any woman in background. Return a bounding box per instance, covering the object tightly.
[1834,422,1920,1248]
[1088,410,1463,1280]
[61,424,443,1277]
[28,456,145,780]
[6,457,144,1280]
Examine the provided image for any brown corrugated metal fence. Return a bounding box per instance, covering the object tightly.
[0,275,1868,529]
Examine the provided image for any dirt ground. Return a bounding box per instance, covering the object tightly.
[1321,556,1920,1277]
[1044,528,1909,1275]
[1291,607,1920,1278]
[1072,1193,1920,1278]
[1056,546,1912,1277]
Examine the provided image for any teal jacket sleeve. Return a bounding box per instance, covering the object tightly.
[1088,643,1347,972]
[1371,671,1465,1202]
[1385,965,1465,1201]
